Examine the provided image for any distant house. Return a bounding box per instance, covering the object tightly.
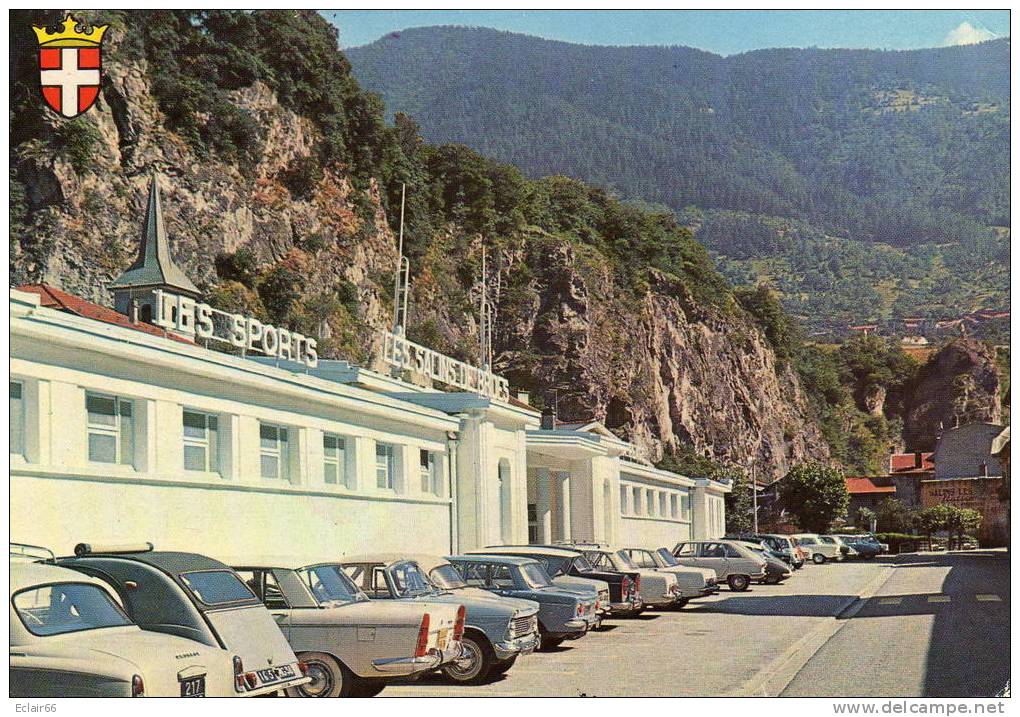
[901,335,929,348]
[848,324,879,336]
[921,422,1009,545]
[846,476,897,519]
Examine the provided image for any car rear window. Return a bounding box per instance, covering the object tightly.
[180,570,258,606]
[14,582,133,636]
[298,565,366,604]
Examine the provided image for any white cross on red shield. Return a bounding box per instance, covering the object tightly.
[39,45,102,118]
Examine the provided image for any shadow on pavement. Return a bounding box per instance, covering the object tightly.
[691,594,857,617]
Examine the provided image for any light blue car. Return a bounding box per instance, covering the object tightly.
[335,553,540,685]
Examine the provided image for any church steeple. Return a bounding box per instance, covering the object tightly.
[109,171,199,317]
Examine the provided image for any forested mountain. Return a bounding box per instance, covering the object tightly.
[347,27,1010,333]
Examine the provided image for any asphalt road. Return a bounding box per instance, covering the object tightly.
[383,553,1005,697]
[782,550,1010,698]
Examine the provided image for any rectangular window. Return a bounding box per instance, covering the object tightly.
[681,493,692,521]
[419,449,440,495]
[182,410,218,473]
[646,490,655,516]
[619,487,628,515]
[632,487,642,515]
[259,423,289,480]
[86,392,133,465]
[671,494,679,519]
[375,443,395,490]
[10,381,24,457]
[659,492,668,517]
[323,434,347,487]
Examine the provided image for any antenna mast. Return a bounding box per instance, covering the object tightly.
[392,184,410,333]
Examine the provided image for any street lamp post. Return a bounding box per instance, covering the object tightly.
[751,463,759,534]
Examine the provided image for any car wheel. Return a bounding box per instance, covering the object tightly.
[441,633,493,684]
[285,652,354,698]
[672,598,690,610]
[490,655,517,676]
[592,614,604,630]
[539,634,565,651]
[765,574,782,585]
[812,553,826,564]
[728,574,750,592]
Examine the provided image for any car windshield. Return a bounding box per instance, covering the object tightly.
[655,548,680,566]
[14,583,133,636]
[389,562,436,598]
[520,563,553,588]
[180,570,258,606]
[429,564,467,590]
[613,551,639,571]
[298,565,367,605]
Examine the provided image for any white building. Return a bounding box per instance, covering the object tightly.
[9,175,729,565]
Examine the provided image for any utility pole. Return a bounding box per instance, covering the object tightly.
[392,184,410,334]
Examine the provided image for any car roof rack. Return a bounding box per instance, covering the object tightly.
[10,542,56,562]
[74,541,154,556]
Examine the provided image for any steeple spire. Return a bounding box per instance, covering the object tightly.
[109,171,199,315]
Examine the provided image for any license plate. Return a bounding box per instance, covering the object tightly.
[180,675,206,697]
[438,628,449,649]
[256,664,295,684]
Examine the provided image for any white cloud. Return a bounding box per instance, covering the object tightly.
[943,21,996,46]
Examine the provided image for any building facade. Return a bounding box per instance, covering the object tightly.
[9,175,730,563]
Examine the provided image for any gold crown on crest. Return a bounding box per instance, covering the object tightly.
[33,14,108,47]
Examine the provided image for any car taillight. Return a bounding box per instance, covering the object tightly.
[634,575,640,595]
[131,674,144,697]
[576,602,584,616]
[415,613,431,657]
[621,576,631,597]
[298,661,309,676]
[244,673,258,690]
[233,656,245,692]
[453,605,465,641]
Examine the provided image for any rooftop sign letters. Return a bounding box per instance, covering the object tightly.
[154,289,318,368]
[381,329,510,401]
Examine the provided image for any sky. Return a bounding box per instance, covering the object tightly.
[324,10,1009,55]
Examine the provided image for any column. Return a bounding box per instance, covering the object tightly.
[49,381,85,468]
[218,414,242,481]
[535,467,552,543]
[400,444,420,497]
[351,435,376,493]
[153,400,182,475]
[558,472,572,542]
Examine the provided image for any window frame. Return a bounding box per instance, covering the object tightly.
[323,433,348,487]
[419,448,440,495]
[259,422,290,481]
[375,442,396,491]
[85,391,134,466]
[10,380,25,458]
[182,409,219,474]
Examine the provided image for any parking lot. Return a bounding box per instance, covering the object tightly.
[385,552,1009,697]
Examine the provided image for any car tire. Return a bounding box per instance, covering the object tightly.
[539,634,565,651]
[441,632,493,685]
[728,574,750,592]
[812,553,826,565]
[285,652,354,698]
[765,575,782,585]
[672,598,690,610]
[491,655,518,676]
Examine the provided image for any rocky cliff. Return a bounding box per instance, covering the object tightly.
[10,10,830,478]
[902,339,1003,451]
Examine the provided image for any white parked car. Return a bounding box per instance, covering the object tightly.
[792,534,845,564]
[233,564,464,697]
[10,559,237,697]
[620,546,721,605]
[567,544,683,609]
[56,543,309,696]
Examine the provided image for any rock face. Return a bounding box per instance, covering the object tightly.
[902,339,1003,451]
[10,38,830,479]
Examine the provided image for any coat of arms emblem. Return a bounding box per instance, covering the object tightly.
[32,14,108,118]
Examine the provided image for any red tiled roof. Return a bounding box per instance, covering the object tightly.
[17,284,192,344]
[846,477,897,495]
[888,452,934,473]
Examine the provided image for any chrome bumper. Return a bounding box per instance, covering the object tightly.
[563,618,588,632]
[609,599,644,613]
[371,643,462,675]
[493,631,540,660]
